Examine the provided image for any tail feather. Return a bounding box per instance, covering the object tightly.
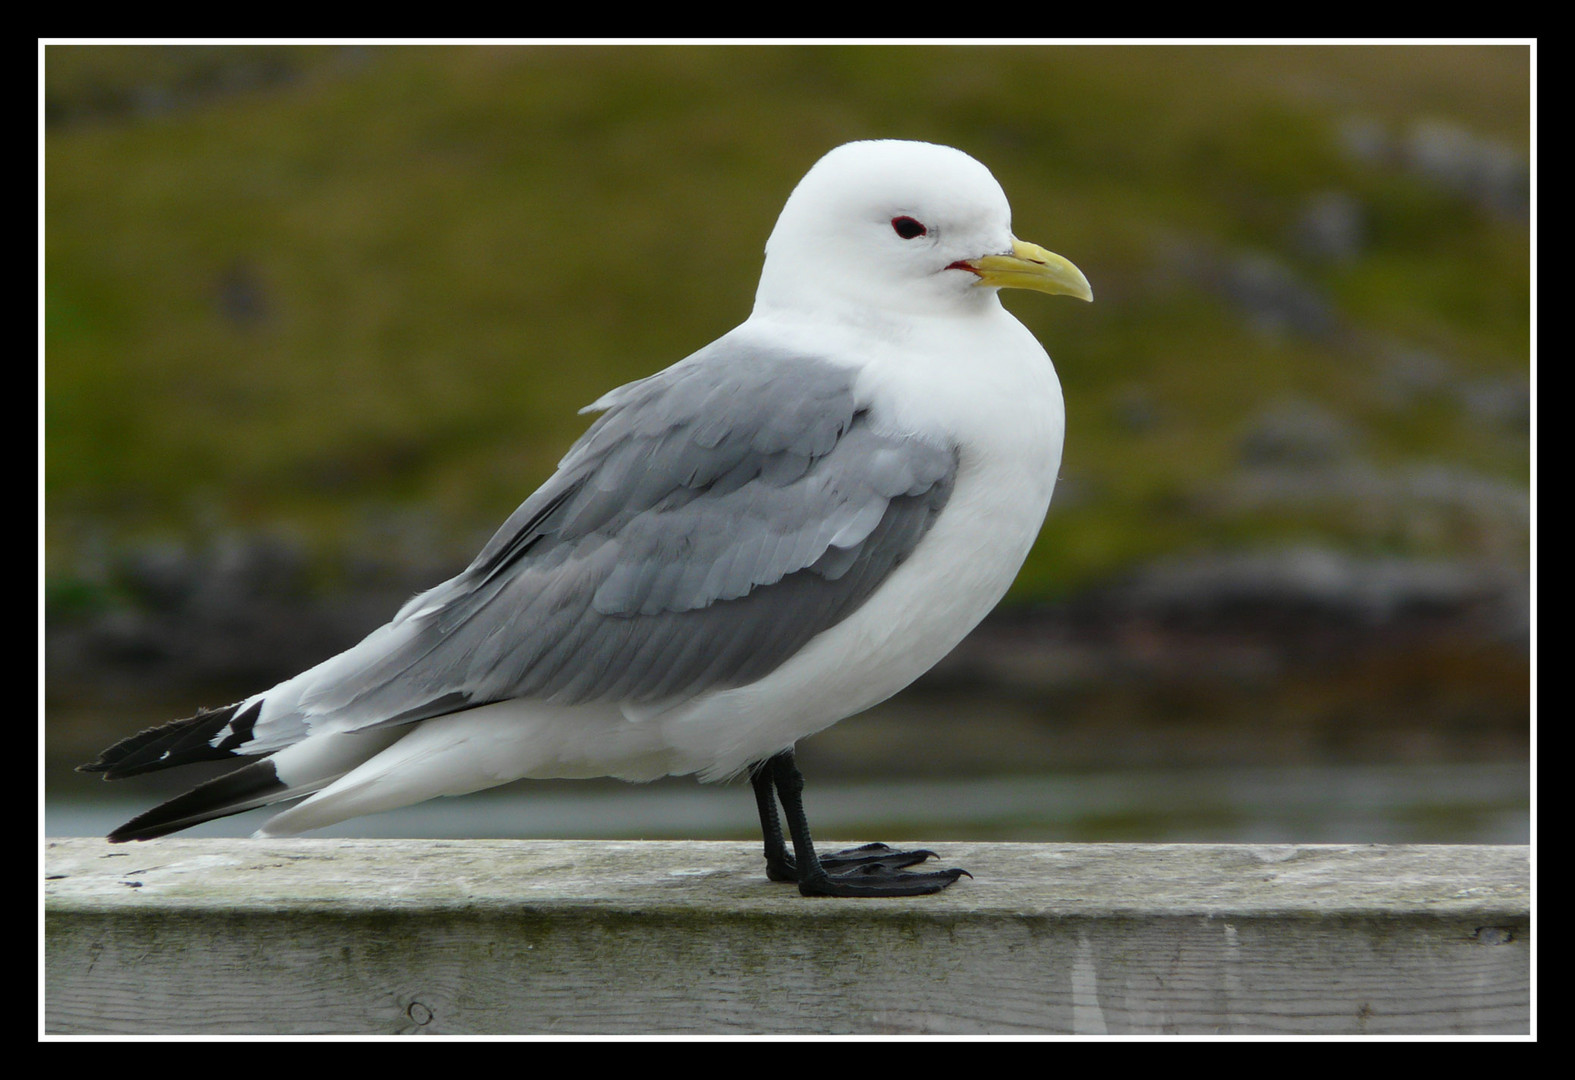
[78,702,260,779]
[85,713,409,842]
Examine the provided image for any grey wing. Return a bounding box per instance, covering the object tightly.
[237,342,957,749]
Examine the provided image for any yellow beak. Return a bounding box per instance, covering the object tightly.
[964,238,1093,302]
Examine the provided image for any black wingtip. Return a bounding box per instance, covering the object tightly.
[80,701,261,780]
[104,759,288,842]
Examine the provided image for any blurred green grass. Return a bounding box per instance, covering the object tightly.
[44,44,1530,607]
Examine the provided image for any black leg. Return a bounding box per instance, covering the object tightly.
[750,748,969,897]
[751,750,938,879]
[750,757,797,882]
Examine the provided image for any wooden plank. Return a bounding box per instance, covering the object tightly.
[44,838,1529,1035]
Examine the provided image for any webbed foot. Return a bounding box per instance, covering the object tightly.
[750,751,970,897]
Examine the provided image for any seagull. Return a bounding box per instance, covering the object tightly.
[79,139,1092,897]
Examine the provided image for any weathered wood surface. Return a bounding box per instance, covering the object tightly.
[44,838,1529,1035]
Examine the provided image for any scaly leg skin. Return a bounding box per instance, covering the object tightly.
[749,750,970,897]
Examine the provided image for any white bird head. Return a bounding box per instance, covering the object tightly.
[754,140,1092,321]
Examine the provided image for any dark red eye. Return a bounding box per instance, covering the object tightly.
[891,216,927,239]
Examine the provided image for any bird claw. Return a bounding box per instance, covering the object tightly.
[798,864,971,898]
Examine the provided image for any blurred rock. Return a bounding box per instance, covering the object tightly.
[1339,115,1529,220]
[1292,190,1368,263]
[924,545,1529,763]
[1112,385,1161,433]
[115,533,308,615]
[1455,375,1530,433]
[1152,238,1341,342]
[1108,547,1525,637]
[1337,116,1390,167]
[214,260,271,329]
[55,534,336,694]
[1404,119,1529,219]
[1219,252,1339,340]
[1238,399,1359,468]
[117,540,201,613]
[46,46,346,131]
[46,523,472,703]
[1217,461,1529,562]
[1376,345,1456,408]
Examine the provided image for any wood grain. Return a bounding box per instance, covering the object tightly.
[45,839,1529,1035]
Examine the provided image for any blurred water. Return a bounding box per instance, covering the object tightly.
[49,761,1528,845]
